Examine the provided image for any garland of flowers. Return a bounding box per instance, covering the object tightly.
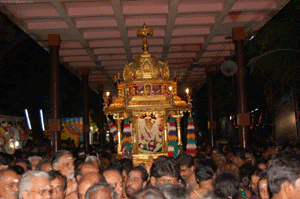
[186,116,197,154]
[168,117,177,157]
[122,119,132,149]
[107,119,118,140]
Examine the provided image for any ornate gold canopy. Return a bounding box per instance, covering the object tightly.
[104,24,192,161]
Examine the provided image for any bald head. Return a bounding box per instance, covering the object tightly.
[76,163,99,182]
[78,173,101,199]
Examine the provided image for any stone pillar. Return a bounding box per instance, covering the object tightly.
[48,34,61,152]
[98,84,104,148]
[81,68,90,152]
[205,65,216,147]
[233,27,250,149]
[192,83,199,145]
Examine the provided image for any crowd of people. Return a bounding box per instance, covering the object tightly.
[0,141,300,199]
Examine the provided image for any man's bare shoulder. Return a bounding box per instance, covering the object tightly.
[65,190,78,199]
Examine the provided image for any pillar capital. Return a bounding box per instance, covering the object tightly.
[232,27,245,41]
[48,34,60,46]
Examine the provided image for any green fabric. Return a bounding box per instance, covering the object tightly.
[123,143,132,148]
[169,118,175,122]
[168,141,177,145]
[187,139,196,143]
[239,187,249,199]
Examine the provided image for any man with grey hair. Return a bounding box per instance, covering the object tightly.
[85,182,117,199]
[159,184,190,199]
[85,155,100,169]
[28,156,42,171]
[18,170,51,199]
[50,150,77,196]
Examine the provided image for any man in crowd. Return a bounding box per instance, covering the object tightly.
[176,154,199,190]
[19,171,51,199]
[160,184,190,199]
[126,166,148,198]
[75,162,99,182]
[257,175,270,199]
[51,150,77,196]
[231,147,246,168]
[212,153,227,172]
[249,168,266,198]
[267,152,300,199]
[150,156,180,187]
[99,152,112,170]
[48,170,67,199]
[210,147,221,159]
[0,169,19,199]
[77,172,102,199]
[103,168,123,199]
[85,155,100,169]
[28,156,42,171]
[213,172,240,198]
[132,187,166,199]
[191,159,217,199]
[15,159,31,171]
[36,159,52,172]
[85,182,117,199]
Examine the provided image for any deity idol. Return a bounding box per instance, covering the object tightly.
[138,114,162,153]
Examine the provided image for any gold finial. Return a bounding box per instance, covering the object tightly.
[137,23,153,53]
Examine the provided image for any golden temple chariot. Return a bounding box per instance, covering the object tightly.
[104,24,192,165]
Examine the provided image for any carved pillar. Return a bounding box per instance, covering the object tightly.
[81,68,89,152]
[116,118,123,155]
[175,116,182,146]
[132,117,138,154]
[233,27,249,149]
[206,65,216,147]
[48,34,61,152]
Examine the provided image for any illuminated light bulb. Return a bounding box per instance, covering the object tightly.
[106,91,110,97]
[186,88,189,95]
[168,86,173,91]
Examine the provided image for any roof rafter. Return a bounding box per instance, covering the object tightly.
[51,0,115,89]
[180,0,239,86]
[110,0,133,63]
[162,0,180,61]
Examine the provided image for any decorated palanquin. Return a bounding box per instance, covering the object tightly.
[104,24,193,165]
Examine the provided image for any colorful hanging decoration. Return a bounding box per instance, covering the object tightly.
[122,119,132,149]
[186,115,197,155]
[168,117,177,157]
[107,119,118,140]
